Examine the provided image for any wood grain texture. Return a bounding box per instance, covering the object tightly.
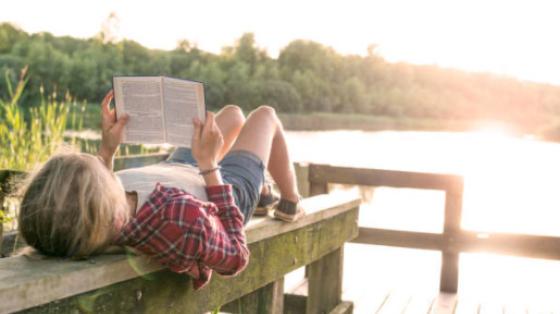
[430,293,457,314]
[307,247,344,314]
[351,227,444,250]
[440,188,463,293]
[1,194,359,313]
[328,301,353,314]
[222,278,284,314]
[308,164,463,192]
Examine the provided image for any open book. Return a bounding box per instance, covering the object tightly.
[113,76,206,147]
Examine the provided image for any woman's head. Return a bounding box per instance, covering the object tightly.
[18,152,129,258]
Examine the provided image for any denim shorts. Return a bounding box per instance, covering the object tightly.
[166,148,265,224]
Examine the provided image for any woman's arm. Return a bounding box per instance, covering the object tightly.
[190,111,249,275]
[191,112,225,186]
[202,185,250,275]
[97,90,128,171]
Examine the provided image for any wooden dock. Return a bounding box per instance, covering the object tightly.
[369,291,559,313]
[3,155,560,313]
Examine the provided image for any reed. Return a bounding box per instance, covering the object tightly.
[0,67,70,171]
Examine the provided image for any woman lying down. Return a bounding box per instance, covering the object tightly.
[18,90,304,289]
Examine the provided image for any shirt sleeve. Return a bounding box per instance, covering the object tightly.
[118,183,249,289]
[200,184,250,276]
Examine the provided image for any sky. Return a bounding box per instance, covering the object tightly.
[2,0,560,85]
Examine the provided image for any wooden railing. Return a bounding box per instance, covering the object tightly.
[0,155,361,314]
[305,164,560,293]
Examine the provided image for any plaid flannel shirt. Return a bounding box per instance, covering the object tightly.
[116,183,250,289]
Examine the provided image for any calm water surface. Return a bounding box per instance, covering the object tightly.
[286,130,560,309]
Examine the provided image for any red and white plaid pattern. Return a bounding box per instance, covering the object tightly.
[117,183,250,289]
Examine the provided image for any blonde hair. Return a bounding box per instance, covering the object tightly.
[18,152,130,258]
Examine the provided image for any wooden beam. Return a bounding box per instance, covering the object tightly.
[430,293,457,314]
[295,162,310,198]
[309,181,328,197]
[307,247,344,314]
[329,301,353,314]
[284,294,307,314]
[353,227,560,261]
[222,278,284,314]
[440,188,463,293]
[453,231,560,260]
[1,194,360,313]
[351,227,445,250]
[308,164,463,191]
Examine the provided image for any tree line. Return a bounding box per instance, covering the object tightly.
[1,22,560,132]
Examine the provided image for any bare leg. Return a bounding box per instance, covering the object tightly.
[214,105,269,196]
[214,105,245,161]
[230,106,299,203]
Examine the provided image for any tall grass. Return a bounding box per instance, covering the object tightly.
[0,68,70,171]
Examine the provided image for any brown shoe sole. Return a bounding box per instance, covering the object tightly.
[254,206,269,216]
[254,196,279,216]
[273,208,305,222]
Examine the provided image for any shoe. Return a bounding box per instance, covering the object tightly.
[273,198,305,222]
[254,184,280,216]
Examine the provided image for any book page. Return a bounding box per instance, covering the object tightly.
[162,77,205,147]
[113,77,165,144]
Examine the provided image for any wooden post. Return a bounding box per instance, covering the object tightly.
[306,164,329,280]
[306,247,344,314]
[439,181,464,293]
[309,181,328,196]
[309,164,329,196]
[223,278,284,314]
[295,163,310,198]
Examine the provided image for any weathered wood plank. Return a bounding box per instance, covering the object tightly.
[451,231,560,260]
[440,188,463,293]
[284,294,307,314]
[440,252,459,293]
[453,298,479,314]
[502,304,527,314]
[430,293,457,314]
[351,227,444,250]
[329,301,353,314]
[295,162,310,198]
[246,193,360,244]
[403,295,435,314]
[377,292,411,314]
[307,247,344,314]
[222,277,284,314]
[308,164,464,192]
[309,181,328,197]
[2,194,359,313]
[352,227,560,261]
[478,303,503,314]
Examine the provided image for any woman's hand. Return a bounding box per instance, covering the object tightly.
[192,112,224,170]
[98,90,128,167]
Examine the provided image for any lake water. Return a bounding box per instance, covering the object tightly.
[285,130,560,309]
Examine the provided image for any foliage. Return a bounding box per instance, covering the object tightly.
[1,22,560,135]
[0,67,69,171]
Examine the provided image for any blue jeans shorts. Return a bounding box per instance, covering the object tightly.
[166,148,265,224]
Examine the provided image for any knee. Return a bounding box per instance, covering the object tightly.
[222,104,245,126]
[251,105,278,121]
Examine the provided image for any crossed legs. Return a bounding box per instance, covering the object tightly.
[214,105,299,204]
